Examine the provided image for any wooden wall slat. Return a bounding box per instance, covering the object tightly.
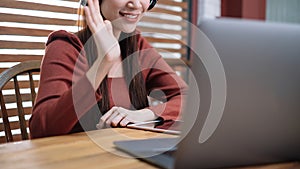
[139,27,187,36]
[0,0,78,14]
[4,93,33,104]
[0,14,77,27]
[145,37,186,45]
[141,16,188,27]
[150,9,188,19]
[156,48,187,54]
[0,108,32,118]
[158,0,188,9]
[0,55,43,62]
[153,6,187,16]
[0,120,30,131]
[164,58,190,67]
[0,26,52,37]
[0,137,5,143]
[2,81,39,90]
[63,0,79,2]
[0,68,8,73]
[0,41,45,49]
[0,134,23,143]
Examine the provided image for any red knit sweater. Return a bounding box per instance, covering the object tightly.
[29,30,188,138]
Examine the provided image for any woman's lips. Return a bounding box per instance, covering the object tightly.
[124,14,138,19]
[119,11,140,20]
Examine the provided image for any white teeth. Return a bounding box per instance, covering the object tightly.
[124,14,138,19]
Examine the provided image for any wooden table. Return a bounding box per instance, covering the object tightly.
[0,128,299,169]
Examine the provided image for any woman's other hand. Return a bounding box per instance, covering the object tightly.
[96,107,158,129]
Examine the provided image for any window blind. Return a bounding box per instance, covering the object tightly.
[0,0,190,70]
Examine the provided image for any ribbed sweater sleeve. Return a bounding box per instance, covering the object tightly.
[29,30,101,138]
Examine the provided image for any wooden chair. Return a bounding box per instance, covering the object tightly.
[0,60,41,143]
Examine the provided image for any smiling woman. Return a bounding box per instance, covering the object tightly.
[0,0,191,143]
[26,0,189,139]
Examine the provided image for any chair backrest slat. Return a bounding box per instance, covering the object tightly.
[0,91,13,142]
[0,61,41,143]
[13,76,28,140]
[29,72,36,106]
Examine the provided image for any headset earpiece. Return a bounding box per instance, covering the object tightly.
[148,0,157,10]
[80,0,88,6]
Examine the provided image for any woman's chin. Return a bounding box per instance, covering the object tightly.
[121,27,136,34]
[114,23,137,34]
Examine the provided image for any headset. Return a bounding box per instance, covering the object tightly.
[81,0,157,11]
[148,0,157,10]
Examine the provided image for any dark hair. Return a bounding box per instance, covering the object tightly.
[76,3,149,114]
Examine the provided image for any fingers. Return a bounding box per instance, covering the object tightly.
[97,107,128,128]
[92,0,101,14]
[97,106,118,129]
[84,6,98,32]
[119,118,131,127]
[84,0,104,33]
[111,112,127,127]
[89,0,103,23]
[108,107,129,127]
[83,0,121,62]
[111,107,136,127]
[102,106,118,120]
[97,107,134,128]
[105,110,121,127]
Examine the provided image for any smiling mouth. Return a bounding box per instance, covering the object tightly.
[119,12,139,19]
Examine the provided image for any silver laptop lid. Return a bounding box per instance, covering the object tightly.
[176,18,300,169]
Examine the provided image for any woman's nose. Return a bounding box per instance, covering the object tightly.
[127,0,143,9]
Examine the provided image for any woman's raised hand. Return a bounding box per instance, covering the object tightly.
[84,0,120,62]
[84,0,121,90]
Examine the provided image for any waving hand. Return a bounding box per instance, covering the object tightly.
[84,0,121,90]
[83,0,120,62]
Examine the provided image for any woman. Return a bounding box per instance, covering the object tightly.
[29,0,188,138]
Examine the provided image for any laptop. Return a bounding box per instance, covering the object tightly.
[114,18,300,169]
